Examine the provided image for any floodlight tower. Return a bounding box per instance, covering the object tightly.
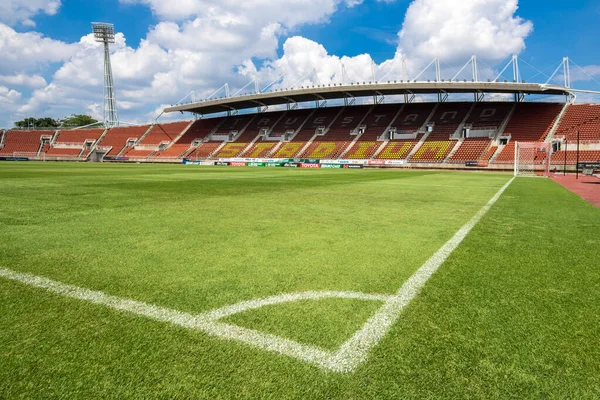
[92,22,119,128]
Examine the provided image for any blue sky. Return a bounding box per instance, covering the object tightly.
[1,0,599,127]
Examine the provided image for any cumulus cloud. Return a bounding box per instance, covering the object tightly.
[122,0,361,25]
[242,0,533,87]
[0,86,22,104]
[0,74,47,88]
[397,0,532,65]
[0,23,75,74]
[239,36,377,89]
[0,0,61,27]
[2,0,537,127]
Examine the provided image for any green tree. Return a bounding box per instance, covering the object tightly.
[14,117,60,129]
[61,114,100,128]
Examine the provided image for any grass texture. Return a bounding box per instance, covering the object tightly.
[0,163,598,398]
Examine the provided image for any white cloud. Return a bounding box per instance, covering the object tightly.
[0,23,75,75]
[121,0,360,25]
[240,36,377,89]
[0,74,47,88]
[246,0,533,86]
[0,0,61,27]
[2,0,539,127]
[397,0,532,65]
[0,86,22,104]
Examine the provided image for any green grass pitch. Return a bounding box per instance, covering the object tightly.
[0,163,598,398]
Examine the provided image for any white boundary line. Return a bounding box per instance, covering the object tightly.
[0,177,514,373]
[328,177,515,371]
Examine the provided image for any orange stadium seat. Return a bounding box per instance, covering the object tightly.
[554,104,600,141]
[97,125,150,157]
[53,128,104,144]
[493,103,562,164]
[272,108,340,158]
[299,107,368,159]
[448,139,491,163]
[551,150,600,165]
[140,121,191,145]
[214,113,284,158]
[345,104,400,159]
[409,103,470,163]
[375,103,435,160]
[0,130,50,156]
[154,118,223,159]
[239,111,305,158]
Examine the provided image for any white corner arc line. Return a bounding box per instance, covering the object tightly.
[0,178,514,373]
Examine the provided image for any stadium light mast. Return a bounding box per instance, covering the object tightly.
[92,22,119,128]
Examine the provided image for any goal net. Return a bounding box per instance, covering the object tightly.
[514,142,551,178]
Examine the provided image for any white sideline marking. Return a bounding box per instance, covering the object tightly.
[0,178,514,373]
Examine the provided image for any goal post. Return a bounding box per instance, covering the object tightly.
[514,142,551,178]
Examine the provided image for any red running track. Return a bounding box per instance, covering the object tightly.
[551,174,600,208]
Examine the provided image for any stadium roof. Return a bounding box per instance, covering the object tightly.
[164,81,573,116]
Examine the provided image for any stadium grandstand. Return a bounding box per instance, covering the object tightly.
[3,100,599,169]
[1,65,599,171]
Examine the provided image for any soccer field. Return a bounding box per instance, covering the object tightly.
[0,164,598,398]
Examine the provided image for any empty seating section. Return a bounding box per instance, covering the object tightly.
[398,105,466,164]
[551,150,600,164]
[375,104,434,160]
[467,103,512,128]
[554,104,600,141]
[240,111,305,158]
[154,144,189,159]
[45,128,106,158]
[410,126,459,163]
[140,121,190,145]
[272,109,339,158]
[178,118,223,144]
[241,142,275,158]
[214,115,253,134]
[0,130,49,156]
[124,149,154,158]
[216,113,285,158]
[98,126,150,157]
[271,132,312,158]
[345,105,399,159]
[214,131,258,158]
[483,146,498,161]
[188,142,223,160]
[270,109,313,137]
[494,103,562,164]
[154,118,223,159]
[7,103,598,166]
[124,122,189,158]
[40,142,51,154]
[410,104,471,163]
[447,103,511,163]
[262,109,314,158]
[214,121,264,158]
[300,107,367,159]
[448,139,491,163]
[376,141,417,160]
[237,112,287,158]
[54,129,104,144]
[192,115,253,159]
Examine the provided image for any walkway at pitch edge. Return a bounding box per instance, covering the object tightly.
[552,174,600,208]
